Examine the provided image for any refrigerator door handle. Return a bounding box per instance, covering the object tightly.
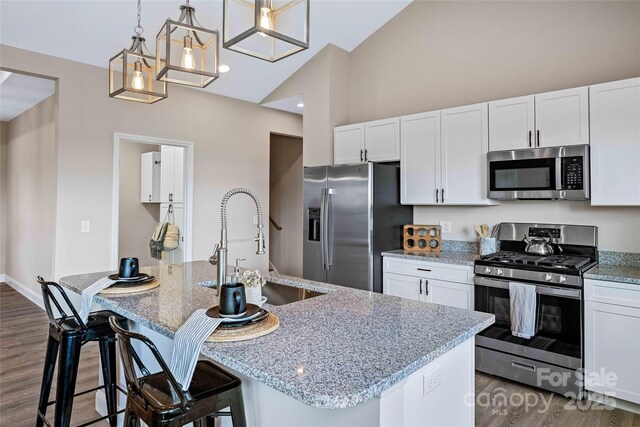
[322,189,335,270]
[320,188,327,270]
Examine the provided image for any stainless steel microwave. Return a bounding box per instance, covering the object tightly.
[487,145,590,200]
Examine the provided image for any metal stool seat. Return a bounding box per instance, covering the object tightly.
[109,316,247,427]
[36,277,127,427]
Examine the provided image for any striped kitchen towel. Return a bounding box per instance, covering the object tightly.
[169,309,225,390]
[79,277,117,323]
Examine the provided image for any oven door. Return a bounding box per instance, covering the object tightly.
[474,276,582,370]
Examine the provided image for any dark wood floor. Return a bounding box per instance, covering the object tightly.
[0,283,638,426]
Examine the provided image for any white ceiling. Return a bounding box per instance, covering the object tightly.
[0,1,411,104]
[0,72,56,121]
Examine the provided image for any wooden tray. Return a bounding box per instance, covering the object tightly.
[403,225,442,253]
[206,314,280,343]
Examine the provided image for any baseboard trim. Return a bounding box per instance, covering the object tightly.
[588,391,640,414]
[3,274,44,309]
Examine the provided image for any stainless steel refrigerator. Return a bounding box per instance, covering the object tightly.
[303,163,413,293]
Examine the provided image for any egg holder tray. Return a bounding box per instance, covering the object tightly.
[403,224,442,253]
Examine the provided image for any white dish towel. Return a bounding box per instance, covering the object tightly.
[79,277,117,323]
[509,281,537,339]
[169,309,225,390]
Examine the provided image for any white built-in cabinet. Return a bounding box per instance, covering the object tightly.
[401,104,493,205]
[488,87,589,151]
[589,78,640,206]
[160,145,184,203]
[584,278,640,404]
[334,118,400,165]
[140,151,161,203]
[383,257,474,310]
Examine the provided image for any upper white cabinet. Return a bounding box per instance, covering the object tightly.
[590,77,640,206]
[160,145,184,203]
[535,86,589,148]
[334,124,365,165]
[140,151,161,203]
[488,95,535,151]
[488,87,588,151]
[400,111,440,205]
[334,118,400,165]
[402,104,493,205]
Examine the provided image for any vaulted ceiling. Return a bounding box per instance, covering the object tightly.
[0,1,411,103]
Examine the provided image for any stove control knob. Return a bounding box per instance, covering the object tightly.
[484,267,492,274]
[544,273,553,282]
[558,275,567,284]
[496,268,504,276]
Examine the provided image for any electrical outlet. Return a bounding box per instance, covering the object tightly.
[423,365,441,396]
[439,221,452,233]
[81,220,91,233]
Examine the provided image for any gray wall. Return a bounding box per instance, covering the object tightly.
[269,134,303,276]
[118,141,160,267]
[2,95,57,288]
[0,121,8,274]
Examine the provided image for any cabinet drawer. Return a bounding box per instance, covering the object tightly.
[383,257,473,284]
[584,279,640,309]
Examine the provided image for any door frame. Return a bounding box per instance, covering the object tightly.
[111,132,194,270]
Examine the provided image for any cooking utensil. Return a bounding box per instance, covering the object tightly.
[474,224,483,238]
[481,224,489,238]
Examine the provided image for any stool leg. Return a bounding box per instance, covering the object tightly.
[36,334,59,427]
[54,335,82,427]
[123,400,139,427]
[229,389,247,427]
[99,337,118,426]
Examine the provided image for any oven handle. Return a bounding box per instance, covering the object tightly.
[555,157,563,191]
[474,276,582,299]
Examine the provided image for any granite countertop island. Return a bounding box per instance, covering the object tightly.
[60,260,493,420]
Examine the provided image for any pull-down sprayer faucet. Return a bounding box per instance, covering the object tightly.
[215,188,265,295]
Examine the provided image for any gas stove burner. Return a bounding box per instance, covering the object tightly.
[480,251,593,270]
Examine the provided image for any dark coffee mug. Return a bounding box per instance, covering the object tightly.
[219,283,247,317]
[119,257,139,279]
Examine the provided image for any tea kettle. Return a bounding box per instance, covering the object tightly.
[523,231,555,256]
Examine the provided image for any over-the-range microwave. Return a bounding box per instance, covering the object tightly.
[487,144,589,200]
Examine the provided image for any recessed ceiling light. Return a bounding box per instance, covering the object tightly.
[219,64,231,73]
[297,103,304,108]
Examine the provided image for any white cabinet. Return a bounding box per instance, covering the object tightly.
[364,118,400,162]
[488,95,535,151]
[400,111,440,205]
[140,151,161,203]
[535,86,589,147]
[383,257,474,310]
[584,279,640,404]
[590,78,640,206]
[160,146,184,203]
[334,118,400,165]
[441,103,491,205]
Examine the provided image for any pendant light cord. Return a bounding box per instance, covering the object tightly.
[134,0,144,36]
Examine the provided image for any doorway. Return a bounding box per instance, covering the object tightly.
[111,133,193,270]
[269,133,303,276]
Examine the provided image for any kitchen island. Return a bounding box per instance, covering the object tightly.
[60,261,494,427]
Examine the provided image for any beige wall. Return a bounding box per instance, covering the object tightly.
[269,134,303,276]
[118,141,160,267]
[0,121,8,274]
[263,44,350,167]
[0,45,302,282]
[2,96,57,289]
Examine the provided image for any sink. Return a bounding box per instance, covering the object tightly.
[261,281,325,306]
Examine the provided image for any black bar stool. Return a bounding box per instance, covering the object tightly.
[36,277,128,427]
[108,316,247,427]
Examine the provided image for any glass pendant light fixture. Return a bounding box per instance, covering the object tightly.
[155,0,220,88]
[223,0,309,62]
[109,0,167,104]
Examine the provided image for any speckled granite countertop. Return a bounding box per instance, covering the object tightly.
[585,264,640,286]
[60,261,494,409]
[382,249,480,266]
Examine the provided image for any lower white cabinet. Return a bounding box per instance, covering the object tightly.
[383,258,474,310]
[584,279,640,404]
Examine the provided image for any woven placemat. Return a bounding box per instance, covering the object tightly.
[206,314,280,343]
[100,279,160,295]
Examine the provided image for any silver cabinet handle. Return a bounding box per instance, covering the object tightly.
[425,279,429,295]
[436,189,439,204]
[419,279,423,295]
[442,188,445,203]
[364,149,368,161]
[537,130,541,147]
[360,149,363,162]
[417,268,431,272]
[528,130,532,147]
[148,194,151,202]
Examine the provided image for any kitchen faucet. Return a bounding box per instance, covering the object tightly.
[214,188,266,295]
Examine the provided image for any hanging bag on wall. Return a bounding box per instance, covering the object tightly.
[149,221,168,260]
[163,204,180,251]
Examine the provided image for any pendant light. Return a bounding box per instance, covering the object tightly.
[109,0,167,104]
[223,0,309,62]
[155,0,220,88]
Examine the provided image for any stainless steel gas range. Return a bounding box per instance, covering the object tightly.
[474,222,598,397]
